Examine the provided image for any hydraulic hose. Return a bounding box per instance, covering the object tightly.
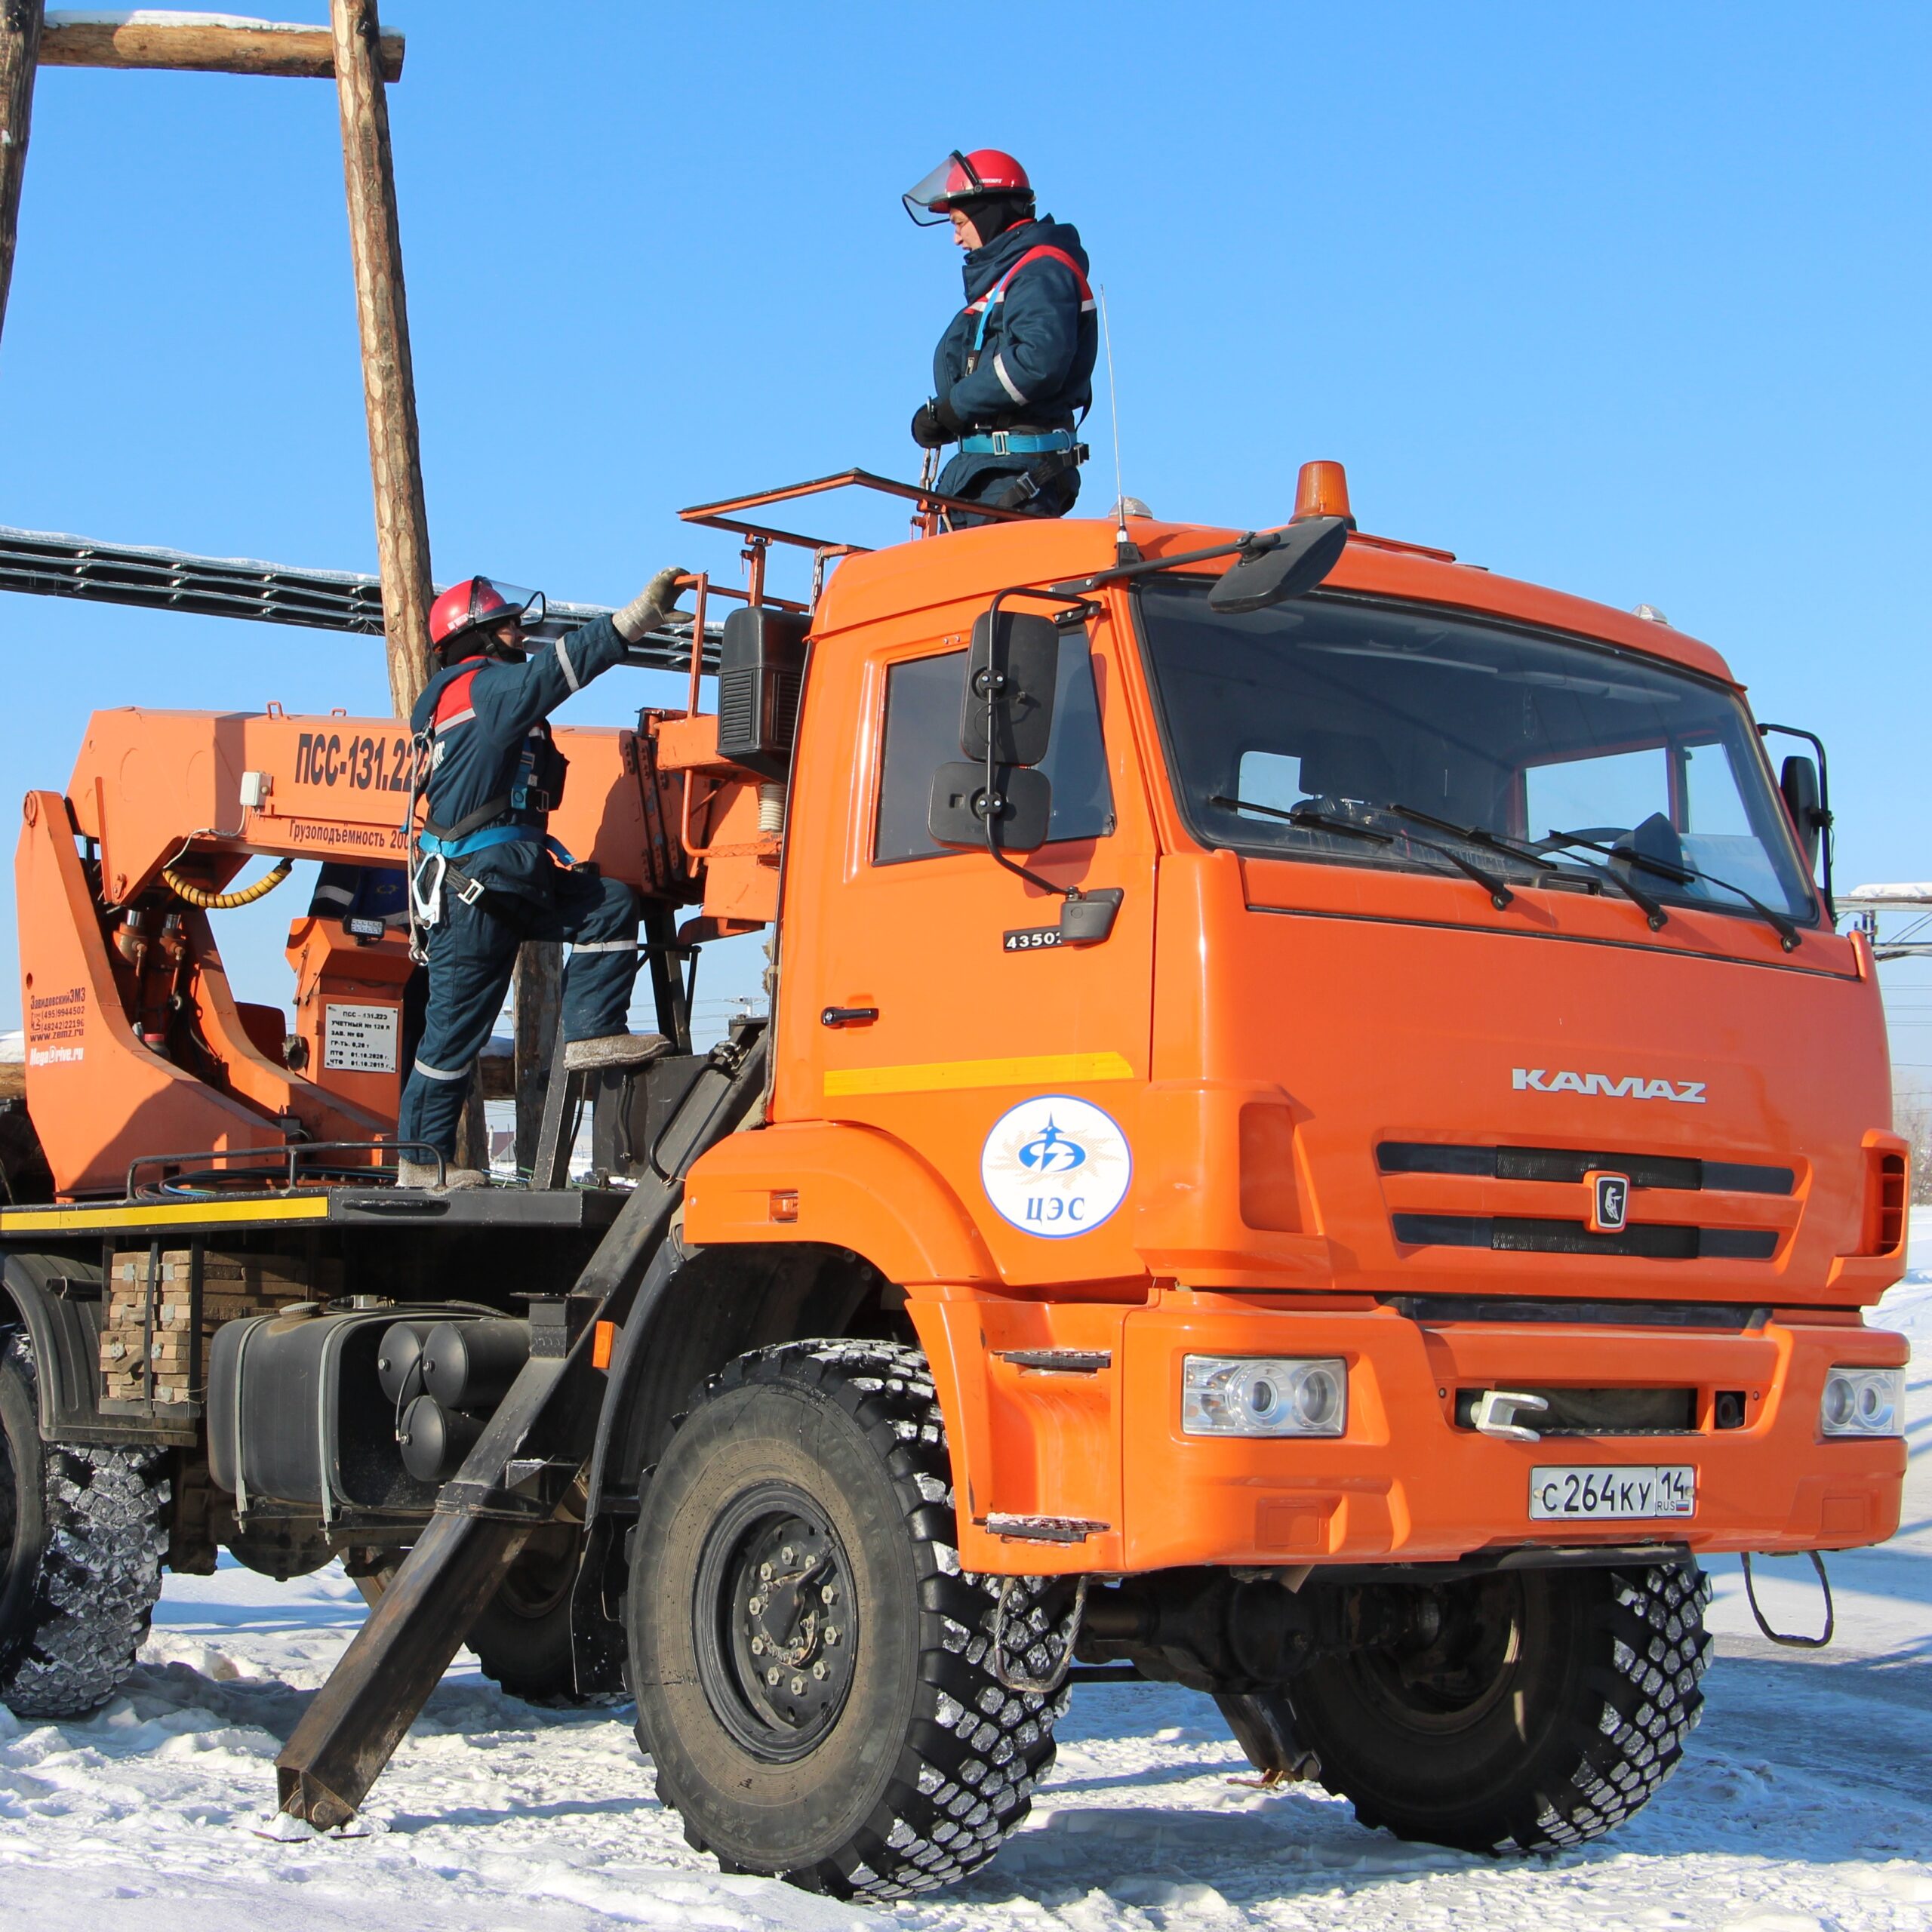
[162,857,293,909]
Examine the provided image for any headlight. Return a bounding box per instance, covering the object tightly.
[1182,1355,1347,1437]
[1819,1366,1906,1438]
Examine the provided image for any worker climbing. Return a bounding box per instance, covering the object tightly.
[393,567,685,1189]
[904,149,1097,524]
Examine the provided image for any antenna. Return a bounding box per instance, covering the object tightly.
[1097,284,1139,564]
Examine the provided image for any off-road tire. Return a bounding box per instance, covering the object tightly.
[1291,1561,1712,1853]
[0,1331,169,1718]
[469,1526,582,1703]
[629,1341,1068,1900]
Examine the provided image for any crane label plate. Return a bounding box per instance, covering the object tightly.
[324,1002,400,1073]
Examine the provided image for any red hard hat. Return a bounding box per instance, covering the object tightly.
[903,149,1034,224]
[428,576,545,654]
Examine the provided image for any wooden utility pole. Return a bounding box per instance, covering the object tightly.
[512,944,562,1174]
[0,0,42,355]
[328,0,487,1168]
[329,0,431,718]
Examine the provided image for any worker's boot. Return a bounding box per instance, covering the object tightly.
[562,1032,672,1073]
[394,1157,488,1192]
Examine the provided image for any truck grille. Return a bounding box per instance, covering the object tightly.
[1391,1214,1779,1260]
[1378,1142,1794,1195]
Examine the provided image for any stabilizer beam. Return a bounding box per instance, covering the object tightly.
[274,1025,771,1828]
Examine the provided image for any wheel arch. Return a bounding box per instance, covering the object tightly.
[0,1252,103,1435]
[586,1233,906,1521]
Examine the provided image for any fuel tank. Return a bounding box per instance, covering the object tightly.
[1144,851,1903,1307]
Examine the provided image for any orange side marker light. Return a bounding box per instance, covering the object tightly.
[592,1320,616,1371]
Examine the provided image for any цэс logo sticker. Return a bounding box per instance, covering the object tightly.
[980,1095,1131,1238]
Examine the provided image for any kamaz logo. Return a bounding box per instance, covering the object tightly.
[1513,1068,1706,1103]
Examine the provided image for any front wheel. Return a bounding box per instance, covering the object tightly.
[628,1342,1069,1900]
[1290,1561,1712,1853]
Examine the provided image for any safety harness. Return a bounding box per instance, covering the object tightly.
[957,243,1094,509]
[402,657,574,949]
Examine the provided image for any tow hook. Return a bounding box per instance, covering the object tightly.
[1472,1389,1549,1442]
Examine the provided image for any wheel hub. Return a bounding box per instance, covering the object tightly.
[696,1484,858,1760]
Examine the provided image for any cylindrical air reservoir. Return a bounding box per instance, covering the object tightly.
[376,1320,438,1405]
[421,1317,531,1412]
[397,1394,485,1485]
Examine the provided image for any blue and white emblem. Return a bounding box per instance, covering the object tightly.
[981,1095,1132,1238]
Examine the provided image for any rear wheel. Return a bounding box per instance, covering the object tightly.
[0,1332,169,1718]
[628,1342,1069,1900]
[469,1526,582,1702]
[1290,1561,1711,1852]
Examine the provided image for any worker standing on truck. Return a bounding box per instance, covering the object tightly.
[904,149,1097,525]
[393,568,685,1189]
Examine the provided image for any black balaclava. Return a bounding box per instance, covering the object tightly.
[958,194,1034,246]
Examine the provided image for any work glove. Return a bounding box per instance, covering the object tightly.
[614,565,689,644]
[910,395,962,449]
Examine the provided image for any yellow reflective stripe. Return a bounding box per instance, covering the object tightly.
[0,1197,333,1235]
[824,1051,1134,1099]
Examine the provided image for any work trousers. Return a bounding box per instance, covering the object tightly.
[395,864,641,1162]
[937,451,1083,528]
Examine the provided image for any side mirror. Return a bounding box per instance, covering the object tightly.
[960,610,1060,767]
[929,761,1052,852]
[1208,515,1349,615]
[1780,754,1824,869]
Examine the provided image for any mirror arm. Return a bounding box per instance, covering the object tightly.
[1758,721,1835,920]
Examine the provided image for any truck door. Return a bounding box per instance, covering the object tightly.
[785,608,1157,1286]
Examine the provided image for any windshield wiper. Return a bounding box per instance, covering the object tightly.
[1376,800,1671,931]
[1544,829,1801,951]
[1208,795,1517,910]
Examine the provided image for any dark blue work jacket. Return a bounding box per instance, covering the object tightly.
[934,217,1097,486]
[409,613,627,905]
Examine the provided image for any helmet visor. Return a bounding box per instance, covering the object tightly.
[902,150,978,224]
[469,579,546,632]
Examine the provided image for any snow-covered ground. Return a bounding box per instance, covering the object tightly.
[3,1226,1927,1932]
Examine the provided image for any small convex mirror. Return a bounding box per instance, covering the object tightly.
[928,763,1053,852]
[960,610,1060,767]
[1208,515,1349,615]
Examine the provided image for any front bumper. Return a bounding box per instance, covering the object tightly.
[926,1287,1908,1575]
[1113,1296,1906,1573]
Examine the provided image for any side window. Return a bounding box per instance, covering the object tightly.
[873,633,1115,864]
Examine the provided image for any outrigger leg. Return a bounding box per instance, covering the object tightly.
[275,1027,770,1829]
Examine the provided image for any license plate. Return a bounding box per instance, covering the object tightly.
[1529,1464,1695,1521]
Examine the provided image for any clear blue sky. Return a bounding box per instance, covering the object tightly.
[2,2,1927,1060]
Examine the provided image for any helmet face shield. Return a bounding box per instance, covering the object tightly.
[903,151,977,224]
[469,579,546,632]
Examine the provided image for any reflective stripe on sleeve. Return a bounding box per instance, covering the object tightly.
[992,352,1029,406]
[435,706,475,730]
[411,1058,469,1081]
[554,636,582,693]
[569,939,641,953]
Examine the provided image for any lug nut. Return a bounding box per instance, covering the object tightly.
[759,1561,773,1580]
[748,1595,764,1614]
[821,1584,837,1605]
[790,1675,806,1694]
[765,1666,781,1685]
[749,1635,764,1654]
[811,1660,828,1680]
[823,1626,839,1646]
[781,1545,795,1563]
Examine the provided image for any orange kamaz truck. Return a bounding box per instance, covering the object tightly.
[0,463,1909,1898]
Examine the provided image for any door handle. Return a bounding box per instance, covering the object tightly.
[821,1006,879,1028]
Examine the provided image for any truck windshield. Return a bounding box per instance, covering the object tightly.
[1134,578,1817,928]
